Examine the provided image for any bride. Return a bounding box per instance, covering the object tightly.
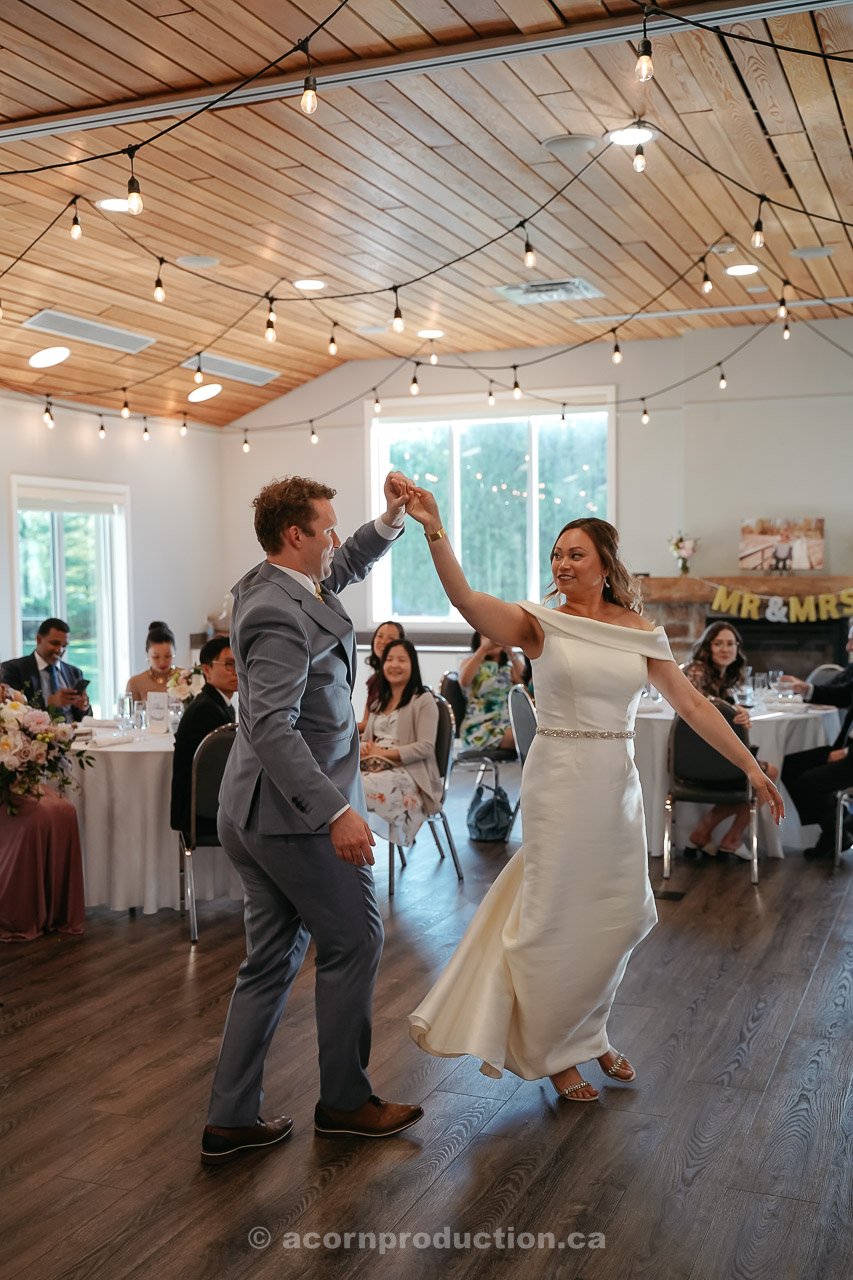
[405,490,784,1102]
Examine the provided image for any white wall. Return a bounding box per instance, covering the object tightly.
[0,394,223,673]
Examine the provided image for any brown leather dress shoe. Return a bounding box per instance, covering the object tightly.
[201,1115,293,1164]
[314,1094,424,1138]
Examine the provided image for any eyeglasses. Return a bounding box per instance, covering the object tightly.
[211,659,237,671]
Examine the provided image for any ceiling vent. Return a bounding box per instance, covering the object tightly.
[180,353,280,386]
[496,278,603,305]
[22,310,155,353]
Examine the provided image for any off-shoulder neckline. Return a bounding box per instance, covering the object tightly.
[521,601,663,636]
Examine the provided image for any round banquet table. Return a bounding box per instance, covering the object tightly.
[69,732,244,914]
[634,701,842,859]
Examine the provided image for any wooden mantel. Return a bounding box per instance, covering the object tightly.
[638,575,852,604]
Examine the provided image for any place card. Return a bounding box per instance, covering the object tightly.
[146,691,169,733]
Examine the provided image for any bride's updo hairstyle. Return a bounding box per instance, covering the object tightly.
[545,517,643,614]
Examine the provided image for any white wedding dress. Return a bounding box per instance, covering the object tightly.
[409,602,675,1080]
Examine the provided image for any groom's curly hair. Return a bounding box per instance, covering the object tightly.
[253,476,336,554]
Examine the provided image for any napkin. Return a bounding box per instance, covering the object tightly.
[79,716,120,729]
[88,733,137,748]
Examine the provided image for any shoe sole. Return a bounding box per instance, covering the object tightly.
[201,1124,293,1164]
[314,1111,424,1138]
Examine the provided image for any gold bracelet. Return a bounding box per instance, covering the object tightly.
[425,526,446,542]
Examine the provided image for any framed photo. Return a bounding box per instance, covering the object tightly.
[739,517,825,572]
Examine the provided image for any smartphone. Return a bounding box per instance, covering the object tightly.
[74,678,90,694]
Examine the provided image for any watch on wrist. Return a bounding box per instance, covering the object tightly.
[425,526,446,542]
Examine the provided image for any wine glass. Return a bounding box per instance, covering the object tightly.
[768,669,784,695]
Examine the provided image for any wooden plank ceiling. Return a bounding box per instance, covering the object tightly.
[0,0,851,425]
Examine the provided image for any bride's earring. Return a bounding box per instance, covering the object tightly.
[603,576,610,589]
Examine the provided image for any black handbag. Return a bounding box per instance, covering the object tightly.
[466,782,513,842]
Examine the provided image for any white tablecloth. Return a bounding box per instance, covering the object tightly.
[70,733,244,914]
[634,703,842,858]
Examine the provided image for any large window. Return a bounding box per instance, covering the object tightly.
[371,400,611,623]
[12,478,131,717]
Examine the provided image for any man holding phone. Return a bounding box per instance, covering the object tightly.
[1,617,91,722]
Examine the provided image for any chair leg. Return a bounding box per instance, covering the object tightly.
[186,849,199,943]
[388,841,395,897]
[397,844,407,868]
[749,798,759,885]
[663,794,673,879]
[834,794,845,871]
[441,811,464,881]
[506,799,521,840]
[179,836,186,917]
[474,763,487,789]
[427,817,446,859]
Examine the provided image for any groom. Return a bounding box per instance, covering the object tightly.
[201,472,423,1163]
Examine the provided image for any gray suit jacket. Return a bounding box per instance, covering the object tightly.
[219,519,399,835]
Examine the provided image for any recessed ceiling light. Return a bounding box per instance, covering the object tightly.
[608,124,655,146]
[726,263,760,276]
[746,285,770,293]
[28,345,70,368]
[293,279,326,291]
[96,198,131,212]
[709,243,736,256]
[789,244,833,260]
[542,135,598,162]
[418,329,444,339]
[187,382,222,402]
[175,254,219,269]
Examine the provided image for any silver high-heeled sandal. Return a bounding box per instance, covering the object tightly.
[551,1077,599,1103]
[599,1051,636,1082]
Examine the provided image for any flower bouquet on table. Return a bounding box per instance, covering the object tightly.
[167,664,205,704]
[669,534,699,576]
[0,692,91,816]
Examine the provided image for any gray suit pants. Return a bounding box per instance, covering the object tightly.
[208,812,384,1125]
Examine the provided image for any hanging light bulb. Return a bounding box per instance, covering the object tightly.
[194,354,204,385]
[783,320,791,340]
[179,413,188,437]
[265,295,277,343]
[142,417,150,442]
[98,415,106,440]
[391,287,405,334]
[751,196,765,249]
[43,398,54,427]
[718,365,727,390]
[512,367,522,400]
[640,400,650,425]
[69,198,82,241]
[522,223,536,269]
[561,404,566,422]
[153,259,166,303]
[410,364,420,396]
[373,389,382,414]
[611,332,623,365]
[635,13,654,82]
[701,258,713,295]
[487,382,496,407]
[242,430,250,454]
[126,148,143,215]
[633,144,646,173]
[309,421,319,445]
[429,342,438,366]
[120,389,130,419]
[327,324,337,356]
[777,284,789,320]
[300,46,319,115]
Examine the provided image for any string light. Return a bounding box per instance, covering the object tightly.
[373,389,381,414]
[718,364,727,390]
[126,148,143,215]
[701,258,713,294]
[633,145,646,173]
[98,415,106,440]
[142,417,150,442]
[120,389,130,419]
[327,324,337,356]
[391,287,405,334]
[180,413,188,437]
[777,283,789,319]
[640,400,650,425]
[242,429,250,453]
[409,364,420,396]
[42,397,54,427]
[309,421,319,444]
[300,43,318,115]
[153,258,166,302]
[783,320,791,340]
[193,354,204,384]
[487,382,496,407]
[611,332,623,365]
[429,342,438,366]
[751,196,765,249]
[69,198,82,240]
[635,11,654,81]
[561,404,566,422]
[265,295,276,342]
[512,366,522,400]
[521,223,537,269]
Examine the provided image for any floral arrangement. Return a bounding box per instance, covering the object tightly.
[669,534,699,575]
[167,664,205,703]
[0,695,81,816]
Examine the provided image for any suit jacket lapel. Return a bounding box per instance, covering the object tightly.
[256,562,356,684]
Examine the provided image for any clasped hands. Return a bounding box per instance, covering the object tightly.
[382,470,441,532]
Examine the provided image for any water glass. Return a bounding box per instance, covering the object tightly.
[734,677,754,707]
[753,672,768,707]
[168,697,184,732]
[132,700,147,734]
[115,694,133,729]
[768,669,783,694]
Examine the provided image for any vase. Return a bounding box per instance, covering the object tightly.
[677,557,690,575]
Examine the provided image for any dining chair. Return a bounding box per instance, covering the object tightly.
[179,722,238,943]
[438,670,516,791]
[834,787,853,869]
[506,684,537,838]
[662,698,759,885]
[807,663,844,686]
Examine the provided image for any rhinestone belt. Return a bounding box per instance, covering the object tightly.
[536,727,635,740]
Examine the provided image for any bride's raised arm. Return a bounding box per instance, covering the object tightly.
[407,487,541,655]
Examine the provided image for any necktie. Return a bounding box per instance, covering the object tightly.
[314,582,326,601]
[49,664,60,693]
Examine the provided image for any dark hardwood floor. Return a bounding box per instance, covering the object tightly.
[2,764,852,1280]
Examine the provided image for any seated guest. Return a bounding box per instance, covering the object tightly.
[1,617,90,723]
[360,639,443,848]
[357,619,406,733]
[458,631,527,750]
[126,620,178,700]
[780,621,853,859]
[683,621,779,860]
[170,636,238,840]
